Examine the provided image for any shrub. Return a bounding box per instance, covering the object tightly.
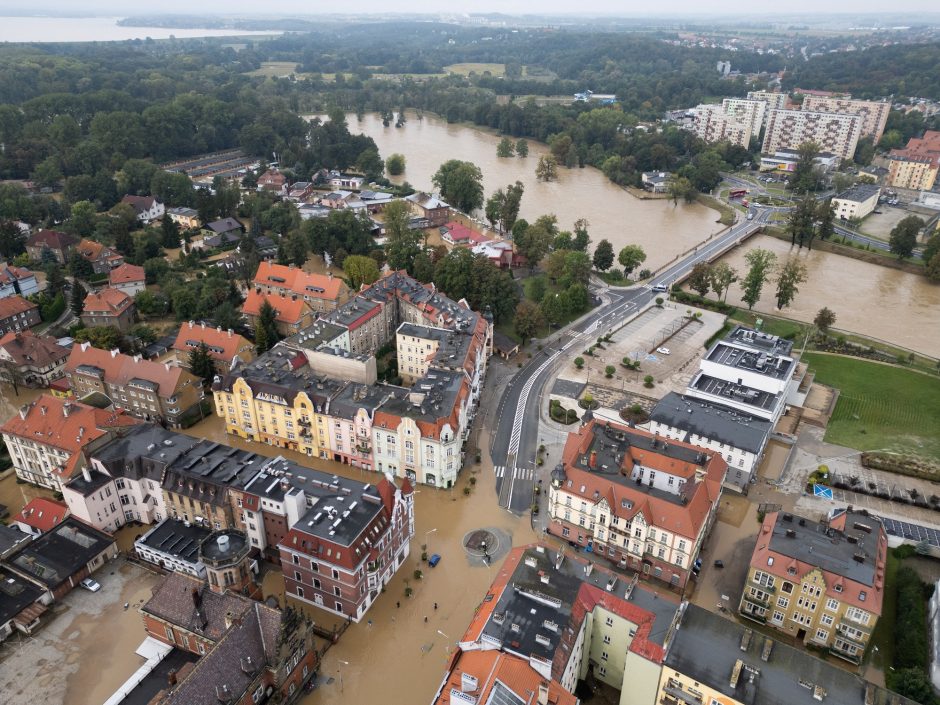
[574,356,584,369]
[643,375,655,388]
[655,297,664,306]
[604,365,615,378]
[463,486,471,495]
[414,569,424,581]
[405,587,414,597]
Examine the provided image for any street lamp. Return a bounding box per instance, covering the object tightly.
[425,527,437,554]
[437,629,449,639]
[338,660,350,694]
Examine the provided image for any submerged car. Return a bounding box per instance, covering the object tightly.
[80,577,101,592]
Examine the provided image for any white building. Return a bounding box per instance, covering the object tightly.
[134,518,210,579]
[832,183,882,221]
[762,109,862,161]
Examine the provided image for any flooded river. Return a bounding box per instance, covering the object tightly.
[343,112,724,271]
[714,235,940,356]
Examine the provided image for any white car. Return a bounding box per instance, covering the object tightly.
[80,577,101,592]
[656,347,671,356]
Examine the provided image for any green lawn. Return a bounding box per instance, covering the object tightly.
[802,352,940,461]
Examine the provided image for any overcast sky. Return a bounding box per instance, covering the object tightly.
[4,0,938,16]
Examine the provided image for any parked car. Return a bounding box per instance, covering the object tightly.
[80,577,101,592]
[656,347,671,355]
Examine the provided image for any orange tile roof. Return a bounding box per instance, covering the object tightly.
[14,497,69,533]
[433,650,576,705]
[76,238,108,261]
[242,290,312,325]
[108,263,145,285]
[172,322,254,364]
[82,288,133,314]
[252,261,345,301]
[0,330,69,368]
[65,343,193,398]
[0,295,38,319]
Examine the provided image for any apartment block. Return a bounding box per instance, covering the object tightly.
[802,95,891,142]
[252,261,349,313]
[454,544,681,705]
[241,290,313,337]
[739,508,886,664]
[722,98,768,138]
[547,419,726,589]
[763,108,862,160]
[692,104,752,148]
[172,321,255,375]
[887,130,940,191]
[0,295,40,334]
[80,288,136,332]
[0,330,69,387]
[65,343,204,427]
[746,90,788,112]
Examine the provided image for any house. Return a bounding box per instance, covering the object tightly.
[439,221,489,247]
[121,195,165,224]
[658,604,913,705]
[432,650,577,705]
[241,290,314,337]
[65,343,205,427]
[0,330,70,387]
[252,261,348,313]
[172,321,256,375]
[0,263,39,299]
[405,192,450,227]
[0,296,41,334]
[4,516,118,601]
[201,217,244,245]
[358,189,395,212]
[641,171,672,193]
[1,395,138,490]
[319,190,355,209]
[0,565,47,642]
[25,229,76,264]
[328,172,365,190]
[107,263,146,296]
[12,497,69,536]
[258,168,287,195]
[492,330,520,359]
[739,508,887,664]
[0,524,32,559]
[454,544,681,703]
[832,183,882,220]
[76,238,123,273]
[80,288,136,332]
[287,181,313,202]
[471,239,525,269]
[166,206,201,230]
[547,418,726,589]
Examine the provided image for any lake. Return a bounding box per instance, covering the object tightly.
[0,16,280,43]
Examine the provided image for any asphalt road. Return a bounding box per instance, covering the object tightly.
[490,208,773,513]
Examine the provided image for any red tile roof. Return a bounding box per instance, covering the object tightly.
[433,650,576,705]
[172,322,254,364]
[26,229,76,251]
[0,330,69,368]
[0,264,36,287]
[76,238,110,262]
[120,194,158,214]
[0,295,38,319]
[14,497,69,533]
[65,343,194,398]
[82,288,134,315]
[242,290,312,325]
[253,261,345,302]
[108,263,145,286]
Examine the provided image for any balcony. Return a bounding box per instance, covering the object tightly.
[662,685,702,705]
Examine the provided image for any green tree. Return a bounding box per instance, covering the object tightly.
[484,181,524,234]
[67,251,94,280]
[814,307,836,333]
[496,137,515,158]
[70,280,87,317]
[278,231,308,267]
[708,262,738,302]
[432,160,485,214]
[513,219,553,269]
[546,250,568,283]
[0,220,25,260]
[32,156,62,188]
[618,245,647,279]
[386,153,406,176]
[926,252,940,284]
[514,299,544,341]
[592,239,614,271]
[789,142,822,194]
[255,299,280,354]
[412,251,435,284]
[384,200,423,274]
[562,251,592,287]
[922,234,940,264]
[434,248,476,302]
[540,292,564,326]
[816,198,835,242]
[687,262,712,297]
[515,139,529,157]
[160,216,180,249]
[774,258,808,310]
[535,155,558,182]
[889,215,924,260]
[355,148,384,180]
[740,248,777,310]
[787,196,818,250]
[45,264,66,296]
[892,668,935,705]
[135,290,170,317]
[74,325,123,351]
[188,342,218,387]
[571,218,590,252]
[344,254,380,291]
[69,200,98,238]
[667,175,696,205]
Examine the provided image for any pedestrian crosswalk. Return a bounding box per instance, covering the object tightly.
[494,465,536,481]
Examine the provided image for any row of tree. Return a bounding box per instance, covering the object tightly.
[686,249,808,311]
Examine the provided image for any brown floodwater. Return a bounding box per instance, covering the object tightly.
[338,112,724,271]
[714,235,940,356]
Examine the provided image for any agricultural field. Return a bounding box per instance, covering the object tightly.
[802,352,940,462]
[244,62,350,81]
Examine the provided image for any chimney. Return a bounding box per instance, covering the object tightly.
[224,610,234,630]
[82,465,92,483]
[165,363,171,371]
[227,329,233,337]
[133,355,142,363]
[62,402,72,417]
[18,405,28,420]
[589,450,597,469]
[328,271,333,280]
[537,681,549,705]
[81,341,90,351]
[191,587,202,608]
[40,405,47,416]
[167,669,177,686]
[110,348,119,358]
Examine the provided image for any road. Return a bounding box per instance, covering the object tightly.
[489,208,772,512]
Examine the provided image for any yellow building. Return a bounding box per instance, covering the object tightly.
[738,509,886,664]
[887,155,938,191]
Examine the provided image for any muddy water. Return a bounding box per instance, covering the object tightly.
[339,112,723,271]
[714,235,940,356]
[187,414,534,705]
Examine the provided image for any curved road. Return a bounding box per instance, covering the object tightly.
[490,208,773,512]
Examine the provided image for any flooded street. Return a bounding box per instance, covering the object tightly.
[714,235,940,356]
[343,112,723,271]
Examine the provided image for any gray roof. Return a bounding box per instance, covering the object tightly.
[89,425,201,485]
[326,296,382,328]
[690,373,781,413]
[141,571,254,642]
[206,218,243,234]
[397,321,475,372]
[329,382,400,420]
[376,368,465,423]
[219,344,346,408]
[8,517,115,588]
[664,604,914,705]
[0,565,45,626]
[0,524,32,559]
[835,183,881,204]
[136,518,211,565]
[767,510,882,587]
[651,392,771,454]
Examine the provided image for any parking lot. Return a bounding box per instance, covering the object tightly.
[0,557,162,705]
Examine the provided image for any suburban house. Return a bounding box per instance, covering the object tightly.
[832,183,882,220]
[471,240,525,269]
[287,181,314,202]
[76,238,124,273]
[3,516,118,601]
[258,168,288,195]
[328,172,365,190]
[171,321,256,375]
[641,171,672,193]
[80,288,137,332]
[12,497,69,536]
[65,343,205,427]
[252,261,349,313]
[439,221,489,247]
[166,206,201,230]
[198,218,244,249]
[0,263,39,299]
[0,296,41,334]
[547,418,726,589]
[0,330,70,387]
[120,195,165,224]
[108,263,146,296]
[25,229,76,264]
[453,544,682,704]
[319,190,357,209]
[0,395,138,489]
[739,508,887,664]
[241,290,314,337]
[405,192,450,227]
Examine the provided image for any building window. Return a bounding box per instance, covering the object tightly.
[295,571,302,582]
[164,626,175,643]
[603,634,611,644]
[605,616,613,627]
[297,587,304,598]
[334,586,342,597]
[336,602,343,613]
[825,598,838,611]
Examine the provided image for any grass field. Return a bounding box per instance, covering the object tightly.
[802,352,940,461]
[245,62,350,81]
[444,62,507,76]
